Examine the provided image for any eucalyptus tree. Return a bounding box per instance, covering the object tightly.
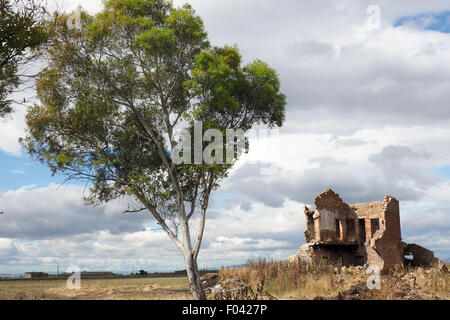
[0,0,48,117]
[21,0,286,300]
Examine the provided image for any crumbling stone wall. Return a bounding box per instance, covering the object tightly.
[403,243,439,267]
[290,189,439,273]
[304,190,356,243]
[350,196,404,270]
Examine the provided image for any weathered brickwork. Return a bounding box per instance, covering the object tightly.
[290,189,439,273]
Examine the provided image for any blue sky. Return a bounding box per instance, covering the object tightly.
[395,11,450,33]
[436,166,450,179]
[1,1,450,275]
[0,152,65,191]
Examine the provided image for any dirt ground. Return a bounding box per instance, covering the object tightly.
[0,277,192,300]
[1,265,448,300]
[208,263,449,300]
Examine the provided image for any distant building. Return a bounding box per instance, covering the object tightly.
[24,272,49,279]
[60,271,116,278]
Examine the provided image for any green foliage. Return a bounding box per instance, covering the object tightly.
[22,0,286,300]
[0,0,48,117]
[187,46,286,131]
[138,269,148,276]
[23,0,285,213]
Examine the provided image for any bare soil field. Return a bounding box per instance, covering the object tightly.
[0,277,192,300]
[1,262,448,300]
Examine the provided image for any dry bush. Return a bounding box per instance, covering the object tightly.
[217,259,449,300]
[217,258,354,300]
[0,289,46,300]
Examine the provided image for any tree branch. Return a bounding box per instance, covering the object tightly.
[193,171,214,260]
[134,191,183,250]
[123,208,147,214]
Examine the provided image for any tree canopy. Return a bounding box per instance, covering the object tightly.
[0,0,48,117]
[21,0,286,299]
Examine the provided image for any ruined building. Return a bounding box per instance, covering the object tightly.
[289,189,440,272]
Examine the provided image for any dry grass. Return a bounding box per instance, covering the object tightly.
[0,277,191,300]
[218,258,355,300]
[1,264,447,300]
[217,259,450,300]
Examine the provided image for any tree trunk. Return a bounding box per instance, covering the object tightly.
[184,250,206,300]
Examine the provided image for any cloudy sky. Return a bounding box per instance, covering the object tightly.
[1,0,450,275]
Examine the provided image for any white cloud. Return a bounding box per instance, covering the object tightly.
[0,107,26,156]
[0,194,306,273]
[2,0,450,272]
[0,184,152,239]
